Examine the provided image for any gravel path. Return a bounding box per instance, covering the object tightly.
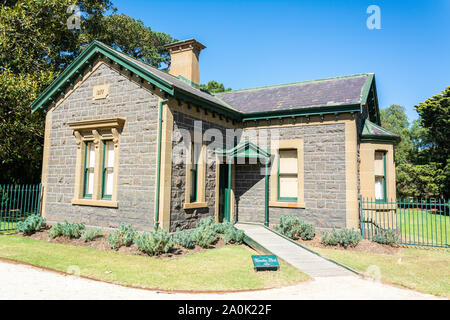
[0,261,441,300]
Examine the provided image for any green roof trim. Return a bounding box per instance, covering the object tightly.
[242,104,361,122]
[216,140,270,159]
[360,73,375,106]
[30,41,241,120]
[361,119,400,142]
[31,41,175,113]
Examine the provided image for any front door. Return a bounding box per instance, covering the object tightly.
[218,163,230,222]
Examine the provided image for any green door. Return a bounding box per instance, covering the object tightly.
[218,163,230,222]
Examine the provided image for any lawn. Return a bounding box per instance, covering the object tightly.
[0,235,308,291]
[0,221,17,234]
[397,209,449,246]
[312,246,450,298]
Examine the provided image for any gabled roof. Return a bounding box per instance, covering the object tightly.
[31,40,241,120]
[215,74,374,116]
[361,119,399,142]
[31,40,378,122]
[216,140,270,159]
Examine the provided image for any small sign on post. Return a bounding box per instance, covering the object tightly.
[252,255,280,271]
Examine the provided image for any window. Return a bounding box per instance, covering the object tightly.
[374,151,386,202]
[278,149,298,202]
[101,140,115,200]
[269,139,304,208]
[83,142,96,199]
[69,118,124,208]
[184,135,207,209]
[189,141,201,202]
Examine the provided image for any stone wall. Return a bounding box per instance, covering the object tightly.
[234,163,266,224]
[241,122,347,229]
[45,62,159,230]
[169,110,231,231]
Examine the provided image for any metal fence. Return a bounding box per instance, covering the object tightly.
[360,196,449,248]
[0,184,42,232]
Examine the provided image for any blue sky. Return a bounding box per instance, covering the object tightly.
[114,0,449,122]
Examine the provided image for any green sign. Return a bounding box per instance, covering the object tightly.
[252,255,280,271]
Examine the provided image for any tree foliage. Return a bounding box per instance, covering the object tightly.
[396,163,446,199]
[380,104,414,165]
[0,0,175,183]
[200,80,231,94]
[381,87,450,199]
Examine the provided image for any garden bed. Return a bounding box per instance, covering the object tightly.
[25,227,226,260]
[294,230,403,255]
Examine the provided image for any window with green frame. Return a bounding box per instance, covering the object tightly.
[189,141,201,202]
[278,149,298,202]
[83,141,96,199]
[101,140,115,200]
[374,151,387,202]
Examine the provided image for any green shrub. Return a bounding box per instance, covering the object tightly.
[135,229,174,256]
[222,226,245,244]
[81,228,103,242]
[197,217,215,228]
[107,223,136,250]
[338,228,362,248]
[276,215,315,240]
[173,228,195,249]
[191,227,217,248]
[48,220,85,239]
[372,228,399,246]
[16,215,46,235]
[321,229,340,246]
[321,228,362,248]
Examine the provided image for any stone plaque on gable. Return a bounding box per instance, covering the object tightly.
[93,84,109,100]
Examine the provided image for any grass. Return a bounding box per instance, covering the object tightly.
[397,209,449,246]
[312,246,450,298]
[0,235,308,291]
[0,221,17,234]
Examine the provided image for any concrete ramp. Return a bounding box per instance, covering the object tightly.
[236,223,356,278]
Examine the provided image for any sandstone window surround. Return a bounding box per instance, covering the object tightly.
[68,118,125,208]
[184,131,207,209]
[269,139,305,208]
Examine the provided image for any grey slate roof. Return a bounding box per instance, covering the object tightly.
[215,74,371,114]
[113,49,238,112]
[31,40,376,119]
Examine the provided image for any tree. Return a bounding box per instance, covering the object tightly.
[396,163,445,199]
[415,87,450,164]
[415,86,450,198]
[0,0,175,183]
[380,104,414,165]
[200,80,231,94]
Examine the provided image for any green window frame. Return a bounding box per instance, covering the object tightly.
[277,148,298,202]
[101,140,114,200]
[375,151,387,203]
[83,141,95,199]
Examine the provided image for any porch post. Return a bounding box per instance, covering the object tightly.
[228,158,232,222]
[264,160,269,227]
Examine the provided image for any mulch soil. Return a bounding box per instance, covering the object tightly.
[24,227,227,260]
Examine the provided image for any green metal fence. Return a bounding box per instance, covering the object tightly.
[360,196,449,248]
[0,184,42,232]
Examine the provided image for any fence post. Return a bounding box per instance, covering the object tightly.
[360,195,364,238]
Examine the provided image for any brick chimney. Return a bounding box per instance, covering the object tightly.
[165,39,206,85]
